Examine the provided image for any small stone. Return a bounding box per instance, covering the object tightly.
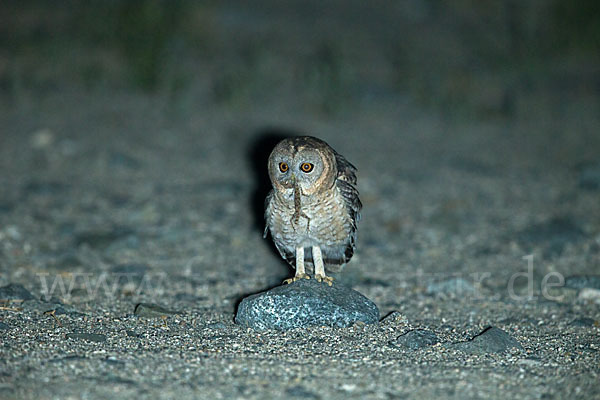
[569,317,596,327]
[134,303,180,318]
[66,332,107,342]
[206,322,227,330]
[235,279,379,330]
[577,288,600,305]
[390,329,440,350]
[449,326,523,354]
[0,322,10,330]
[565,275,600,290]
[426,277,476,296]
[126,330,141,338]
[0,283,35,301]
[285,385,321,399]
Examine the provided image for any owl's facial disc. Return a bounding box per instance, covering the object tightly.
[268,138,335,195]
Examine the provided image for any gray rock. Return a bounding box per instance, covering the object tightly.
[0,322,10,330]
[449,326,523,354]
[390,329,440,350]
[66,332,107,342]
[565,275,600,290]
[0,283,35,301]
[235,279,379,330]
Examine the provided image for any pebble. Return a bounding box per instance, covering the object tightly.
[569,317,597,327]
[426,277,476,296]
[235,279,379,330]
[577,288,600,305]
[285,385,320,399]
[0,283,35,301]
[449,326,523,354]
[390,329,440,350]
[66,332,107,343]
[565,275,600,290]
[134,303,180,318]
[0,322,10,330]
[206,322,227,330]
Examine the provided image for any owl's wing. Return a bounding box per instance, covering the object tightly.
[336,179,362,228]
[333,178,362,265]
[263,189,274,238]
[334,152,358,185]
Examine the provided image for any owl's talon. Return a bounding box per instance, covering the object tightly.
[283,273,310,284]
[315,274,334,286]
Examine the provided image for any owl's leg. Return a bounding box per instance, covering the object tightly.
[313,246,333,286]
[283,247,310,284]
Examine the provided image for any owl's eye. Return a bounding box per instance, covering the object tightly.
[300,162,314,173]
[279,162,289,172]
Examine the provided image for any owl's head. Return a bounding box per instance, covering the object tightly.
[267,136,337,195]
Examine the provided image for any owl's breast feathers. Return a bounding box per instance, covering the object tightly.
[264,171,361,268]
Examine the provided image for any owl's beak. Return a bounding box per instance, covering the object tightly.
[288,173,296,185]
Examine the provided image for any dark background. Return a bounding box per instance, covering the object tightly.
[2,0,599,119]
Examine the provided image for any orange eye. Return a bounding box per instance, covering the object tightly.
[300,162,314,173]
[279,162,289,172]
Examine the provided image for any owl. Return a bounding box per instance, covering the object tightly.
[264,136,362,285]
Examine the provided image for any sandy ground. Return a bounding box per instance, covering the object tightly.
[1,2,600,399]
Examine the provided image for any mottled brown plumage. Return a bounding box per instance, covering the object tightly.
[264,136,361,285]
